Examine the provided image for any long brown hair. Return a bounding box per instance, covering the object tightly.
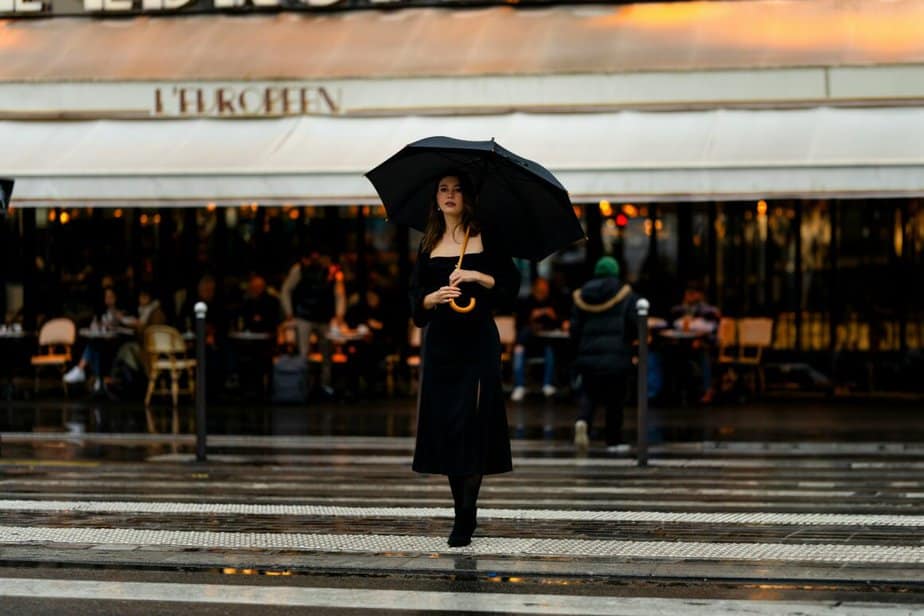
[420,171,481,254]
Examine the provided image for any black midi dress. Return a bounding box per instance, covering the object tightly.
[409,238,521,476]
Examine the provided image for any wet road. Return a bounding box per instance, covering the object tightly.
[1,426,923,614]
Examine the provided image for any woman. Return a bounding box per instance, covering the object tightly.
[409,171,520,547]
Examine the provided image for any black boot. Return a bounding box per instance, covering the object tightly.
[447,473,482,547]
[448,506,476,547]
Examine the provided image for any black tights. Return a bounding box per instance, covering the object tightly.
[448,474,483,512]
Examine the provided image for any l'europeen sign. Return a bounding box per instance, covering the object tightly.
[0,0,488,16]
[155,84,340,116]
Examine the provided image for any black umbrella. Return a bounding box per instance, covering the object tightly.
[365,136,586,261]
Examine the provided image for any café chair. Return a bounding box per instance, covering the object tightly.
[30,317,76,395]
[143,325,196,432]
[734,317,774,393]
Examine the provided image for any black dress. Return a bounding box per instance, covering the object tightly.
[409,237,521,476]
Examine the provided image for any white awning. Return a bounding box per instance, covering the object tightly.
[6,106,924,206]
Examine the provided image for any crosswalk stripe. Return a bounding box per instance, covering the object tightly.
[4,432,924,455]
[2,499,922,527]
[0,478,877,498]
[0,578,918,614]
[2,526,922,563]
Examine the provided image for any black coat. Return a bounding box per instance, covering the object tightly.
[408,234,520,476]
[570,277,638,376]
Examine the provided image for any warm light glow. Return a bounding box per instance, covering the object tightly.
[59,211,70,224]
[222,568,238,575]
[757,200,768,216]
[598,200,613,217]
[48,210,57,222]
[153,214,162,224]
[589,2,924,57]
[264,571,292,577]
[140,214,149,225]
[622,204,638,218]
[894,210,904,257]
[206,202,217,212]
[288,209,299,220]
[114,209,123,219]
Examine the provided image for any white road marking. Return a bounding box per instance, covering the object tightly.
[1,526,922,563]
[0,479,868,498]
[2,499,922,527]
[0,578,919,614]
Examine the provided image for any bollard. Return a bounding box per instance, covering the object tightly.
[194,301,208,463]
[635,298,650,467]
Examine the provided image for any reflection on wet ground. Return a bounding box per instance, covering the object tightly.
[3,395,924,446]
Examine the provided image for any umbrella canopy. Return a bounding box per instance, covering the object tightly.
[365,136,585,261]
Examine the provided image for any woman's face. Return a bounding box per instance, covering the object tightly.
[436,176,464,216]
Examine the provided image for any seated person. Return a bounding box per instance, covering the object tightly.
[670,283,720,334]
[120,288,168,336]
[511,277,564,401]
[230,275,281,396]
[343,288,388,396]
[239,275,282,334]
[669,282,721,403]
[63,287,128,390]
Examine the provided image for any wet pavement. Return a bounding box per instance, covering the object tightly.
[1,397,923,613]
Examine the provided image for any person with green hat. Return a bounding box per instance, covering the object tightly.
[570,256,639,453]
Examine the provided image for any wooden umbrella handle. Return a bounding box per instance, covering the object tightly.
[449,227,476,314]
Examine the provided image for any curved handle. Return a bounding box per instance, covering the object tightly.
[449,297,476,314]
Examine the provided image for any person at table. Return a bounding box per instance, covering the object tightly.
[510,277,563,401]
[670,282,720,332]
[280,250,345,396]
[238,274,282,334]
[63,287,127,390]
[570,257,639,454]
[229,275,281,397]
[179,274,229,391]
[344,287,389,396]
[121,287,167,336]
[670,282,720,403]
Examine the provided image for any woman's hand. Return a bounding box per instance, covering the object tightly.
[424,286,462,309]
[449,269,493,289]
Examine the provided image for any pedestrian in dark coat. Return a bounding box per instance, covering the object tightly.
[408,171,520,548]
[570,257,639,453]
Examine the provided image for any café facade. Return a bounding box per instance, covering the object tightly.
[2,0,924,392]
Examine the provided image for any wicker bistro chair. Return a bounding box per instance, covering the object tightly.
[30,318,76,395]
[144,325,196,414]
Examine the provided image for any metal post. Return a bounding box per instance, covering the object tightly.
[194,301,208,463]
[635,298,650,467]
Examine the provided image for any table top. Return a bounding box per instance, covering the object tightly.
[327,328,368,343]
[228,331,273,341]
[659,329,709,340]
[0,330,32,339]
[534,329,570,340]
[79,327,135,339]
